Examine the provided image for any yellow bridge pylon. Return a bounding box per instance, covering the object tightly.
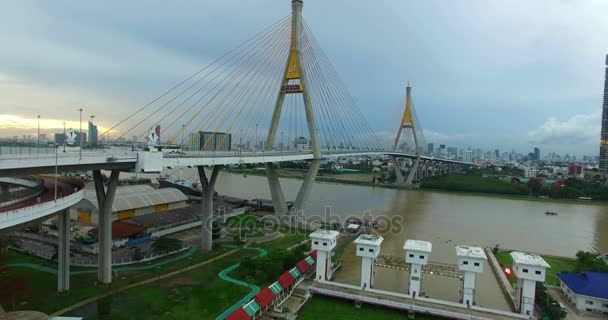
[392,81,421,185]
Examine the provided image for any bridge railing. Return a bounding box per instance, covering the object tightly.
[0,187,85,229]
[0,176,45,207]
[0,148,137,161]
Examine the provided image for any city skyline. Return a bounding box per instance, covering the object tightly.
[0,1,607,156]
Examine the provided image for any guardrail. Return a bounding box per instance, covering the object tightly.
[0,187,85,230]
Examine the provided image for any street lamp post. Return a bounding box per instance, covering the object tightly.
[37,115,40,155]
[54,143,58,201]
[89,115,95,150]
[78,108,83,159]
[280,131,284,152]
[62,122,66,152]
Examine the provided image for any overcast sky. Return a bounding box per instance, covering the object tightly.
[0,0,607,156]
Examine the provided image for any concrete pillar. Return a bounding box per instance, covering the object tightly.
[404,239,432,299]
[309,229,339,282]
[265,163,289,215]
[392,156,405,185]
[93,169,119,284]
[456,245,487,307]
[57,209,70,292]
[355,234,383,290]
[511,251,550,316]
[405,156,420,185]
[293,159,320,214]
[198,166,220,251]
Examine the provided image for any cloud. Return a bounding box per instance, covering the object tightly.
[527,111,601,145]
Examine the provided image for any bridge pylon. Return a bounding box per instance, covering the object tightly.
[392,81,421,186]
[265,0,321,215]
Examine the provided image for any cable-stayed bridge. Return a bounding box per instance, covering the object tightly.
[0,0,475,290]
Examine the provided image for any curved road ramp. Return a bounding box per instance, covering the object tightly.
[0,176,85,230]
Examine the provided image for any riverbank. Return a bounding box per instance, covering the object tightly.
[226,168,608,206]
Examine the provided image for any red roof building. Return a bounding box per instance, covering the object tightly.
[296,259,311,273]
[89,221,144,240]
[310,250,317,260]
[254,287,275,309]
[225,307,250,320]
[278,271,296,289]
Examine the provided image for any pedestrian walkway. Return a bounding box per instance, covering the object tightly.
[216,246,268,320]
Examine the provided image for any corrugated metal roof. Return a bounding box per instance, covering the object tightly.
[557,272,608,300]
[242,300,260,316]
[225,307,249,320]
[82,185,187,212]
[288,268,301,279]
[268,281,283,295]
[278,272,295,289]
[296,259,310,273]
[254,288,275,309]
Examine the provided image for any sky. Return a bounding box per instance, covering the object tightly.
[0,0,607,156]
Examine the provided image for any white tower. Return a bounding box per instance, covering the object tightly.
[455,245,487,307]
[511,251,550,316]
[309,229,340,282]
[404,239,432,298]
[354,234,384,290]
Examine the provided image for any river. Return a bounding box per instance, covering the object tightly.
[164,169,608,310]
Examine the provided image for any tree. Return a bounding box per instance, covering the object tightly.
[527,179,543,195]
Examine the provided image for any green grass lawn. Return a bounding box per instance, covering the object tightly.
[494,251,577,286]
[65,250,256,320]
[298,296,447,320]
[0,245,232,314]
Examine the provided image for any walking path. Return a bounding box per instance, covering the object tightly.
[215,246,268,320]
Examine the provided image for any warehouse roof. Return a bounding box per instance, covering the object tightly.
[81,185,187,213]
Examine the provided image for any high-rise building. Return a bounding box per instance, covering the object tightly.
[601,54,608,175]
[533,147,540,161]
[88,121,98,146]
[464,150,473,163]
[495,149,500,159]
[54,133,65,145]
[427,143,434,154]
[447,146,458,158]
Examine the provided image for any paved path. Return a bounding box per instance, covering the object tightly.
[215,246,268,320]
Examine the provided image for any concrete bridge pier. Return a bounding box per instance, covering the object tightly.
[293,159,321,213]
[93,169,120,284]
[266,163,289,215]
[392,156,405,185]
[197,166,220,251]
[57,209,70,292]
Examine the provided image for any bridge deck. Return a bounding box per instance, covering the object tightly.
[310,281,528,320]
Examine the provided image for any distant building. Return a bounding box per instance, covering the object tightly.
[295,136,309,150]
[600,54,608,175]
[464,150,473,163]
[189,132,200,151]
[39,133,47,142]
[524,167,537,178]
[557,272,608,315]
[568,164,584,178]
[534,147,540,161]
[495,149,500,159]
[427,143,434,155]
[447,146,458,158]
[88,121,98,146]
[195,131,232,151]
[54,132,66,145]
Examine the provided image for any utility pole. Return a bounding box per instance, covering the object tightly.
[37,115,40,154]
[78,108,83,160]
[54,143,58,201]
